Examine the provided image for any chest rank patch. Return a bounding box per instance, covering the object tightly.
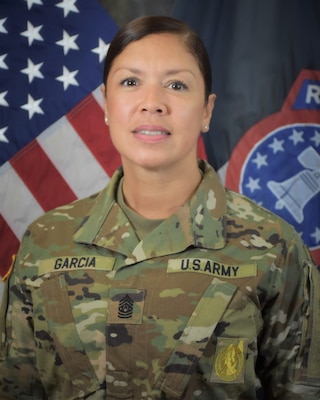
[211,338,248,384]
[118,294,134,319]
[107,288,146,325]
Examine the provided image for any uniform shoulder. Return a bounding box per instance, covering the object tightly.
[225,188,295,231]
[28,191,101,231]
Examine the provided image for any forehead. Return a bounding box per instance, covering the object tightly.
[114,33,197,66]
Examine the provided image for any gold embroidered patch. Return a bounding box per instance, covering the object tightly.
[211,338,247,383]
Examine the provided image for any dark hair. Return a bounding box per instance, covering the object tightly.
[103,15,212,100]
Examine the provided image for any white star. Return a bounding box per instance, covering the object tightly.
[56,66,79,90]
[245,177,261,193]
[21,59,44,83]
[56,30,79,55]
[289,129,304,145]
[56,0,79,17]
[252,152,268,169]
[311,227,320,244]
[0,18,7,34]
[268,138,285,154]
[311,130,320,147]
[25,0,43,10]
[0,91,9,107]
[21,94,44,119]
[0,126,8,143]
[21,21,43,46]
[0,54,8,70]
[92,39,110,63]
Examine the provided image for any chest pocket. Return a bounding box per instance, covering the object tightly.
[155,277,237,398]
[35,274,101,399]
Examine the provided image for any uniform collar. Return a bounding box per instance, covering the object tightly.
[74,160,227,262]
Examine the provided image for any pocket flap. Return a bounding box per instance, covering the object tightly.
[41,275,100,397]
[155,278,237,398]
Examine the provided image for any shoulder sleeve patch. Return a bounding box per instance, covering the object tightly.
[1,254,16,282]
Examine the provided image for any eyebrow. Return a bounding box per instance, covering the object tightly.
[113,67,196,78]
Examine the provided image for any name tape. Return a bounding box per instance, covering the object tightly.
[39,255,115,275]
[168,258,257,278]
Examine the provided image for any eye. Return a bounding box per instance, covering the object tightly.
[168,80,188,91]
[120,77,139,86]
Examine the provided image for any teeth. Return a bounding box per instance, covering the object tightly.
[136,130,167,136]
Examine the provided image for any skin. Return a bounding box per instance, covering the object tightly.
[102,33,216,219]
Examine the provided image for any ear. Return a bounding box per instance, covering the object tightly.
[100,84,109,121]
[202,93,216,132]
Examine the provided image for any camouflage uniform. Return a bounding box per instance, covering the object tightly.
[0,160,320,400]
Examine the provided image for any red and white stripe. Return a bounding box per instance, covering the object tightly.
[0,87,121,278]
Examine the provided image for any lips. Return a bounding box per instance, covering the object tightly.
[132,125,171,141]
[134,129,170,136]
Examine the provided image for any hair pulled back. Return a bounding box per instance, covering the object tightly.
[103,16,212,100]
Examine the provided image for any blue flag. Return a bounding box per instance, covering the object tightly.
[173,0,320,265]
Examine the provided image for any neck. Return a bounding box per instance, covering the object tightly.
[121,162,202,219]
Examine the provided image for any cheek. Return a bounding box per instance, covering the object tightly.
[178,104,205,130]
[106,92,130,114]
[110,100,136,128]
[108,126,125,156]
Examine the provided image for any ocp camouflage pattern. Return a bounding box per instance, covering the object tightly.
[0,160,319,399]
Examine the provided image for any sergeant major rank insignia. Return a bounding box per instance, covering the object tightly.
[118,294,134,319]
[108,288,146,325]
[226,69,320,266]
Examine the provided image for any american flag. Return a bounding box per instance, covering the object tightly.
[0,0,121,278]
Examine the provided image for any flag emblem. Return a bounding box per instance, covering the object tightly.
[226,69,320,265]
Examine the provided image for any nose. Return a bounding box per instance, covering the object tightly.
[140,86,167,114]
[142,104,165,113]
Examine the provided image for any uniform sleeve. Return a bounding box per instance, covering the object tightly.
[0,245,46,399]
[258,229,320,399]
